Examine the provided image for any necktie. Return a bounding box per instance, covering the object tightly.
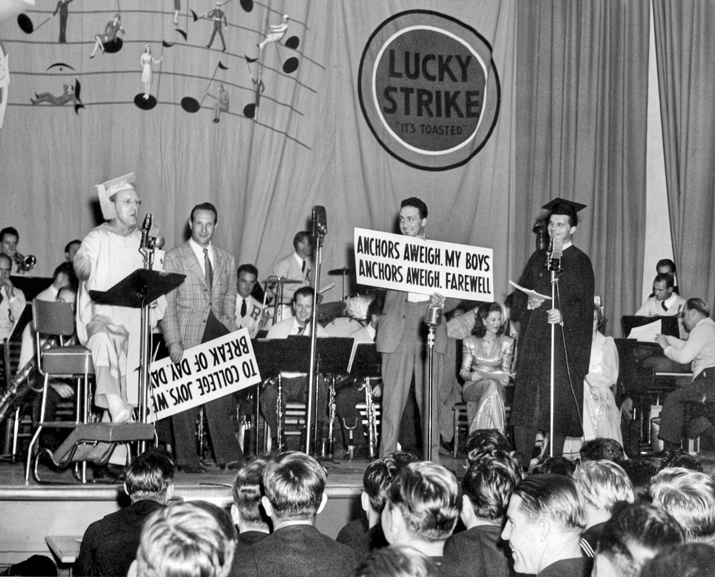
[241,298,247,318]
[301,259,306,273]
[203,248,213,290]
[661,301,668,312]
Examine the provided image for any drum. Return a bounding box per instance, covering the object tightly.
[344,293,375,320]
[324,317,363,338]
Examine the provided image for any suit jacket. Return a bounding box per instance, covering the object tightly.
[74,499,164,577]
[443,524,514,577]
[242,524,359,577]
[162,241,238,350]
[376,289,457,355]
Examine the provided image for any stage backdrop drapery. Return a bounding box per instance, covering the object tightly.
[653,0,715,309]
[0,0,518,306]
[515,0,650,335]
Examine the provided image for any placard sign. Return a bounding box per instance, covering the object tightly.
[148,328,261,421]
[354,227,493,301]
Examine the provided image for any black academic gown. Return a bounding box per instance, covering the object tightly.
[511,246,594,437]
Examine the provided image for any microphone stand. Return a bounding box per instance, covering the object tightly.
[305,222,326,455]
[547,245,561,458]
[424,304,443,462]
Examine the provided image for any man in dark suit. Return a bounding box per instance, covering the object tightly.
[242,451,359,577]
[162,202,243,473]
[376,197,457,461]
[74,449,175,577]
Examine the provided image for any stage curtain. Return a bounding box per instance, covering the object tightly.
[0,0,518,306]
[515,0,650,335]
[653,0,715,307]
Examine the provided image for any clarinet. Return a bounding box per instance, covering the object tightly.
[276,373,283,450]
[364,377,377,460]
[327,375,336,458]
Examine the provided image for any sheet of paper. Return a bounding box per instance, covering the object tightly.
[508,280,551,301]
[627,319,662,342]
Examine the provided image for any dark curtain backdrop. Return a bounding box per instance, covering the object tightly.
[515,0,650,335]
[653,0,715,308]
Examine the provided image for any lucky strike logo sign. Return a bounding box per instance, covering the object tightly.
[358,11,500,171]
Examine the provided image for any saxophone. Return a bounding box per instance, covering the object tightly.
[0,338,57,425]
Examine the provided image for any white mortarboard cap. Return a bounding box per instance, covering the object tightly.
[96,172,136,220]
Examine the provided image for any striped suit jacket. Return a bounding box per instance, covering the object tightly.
[161,241,238,350]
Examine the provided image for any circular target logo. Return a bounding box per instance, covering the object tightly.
[358,11,500,171]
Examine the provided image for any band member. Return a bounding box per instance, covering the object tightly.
[377,198,457,462]
[261,286,328,449]
[162,202,243,473]
[0,253,25,341]
[235,263,262,339]
[270,231,314,317]
[510,198,594,464]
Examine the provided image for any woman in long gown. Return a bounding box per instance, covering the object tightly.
[583,305,622,443]
[460,302,514,433]
[140,45,162,99]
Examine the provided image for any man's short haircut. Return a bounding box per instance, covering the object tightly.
[237,263,258,278]
[262,451,327,520]
[597,502,685,577]
[292,230,311,250]
[465,429,511,464]
[292,286,315,304]
[462,450,522,522]
[0,227,19,242]
[640,543,715,577]
[385,462,460,542]
[512,474,587,531]
[650,468,715,543]
[135,501,236,577]
[580,437,625,463]
[124,448,176,502]
[685,298,710,318]
[656,259,676,274]
[400,197,428,219]
[353,545,437,577]
[532,455,576,477]
[64,239,81,254]
[190,202,218,224]
[53,261,77,287]
[574,460,635,513]
[654,273,675,289]
[363,451,418,514]
[231,458,269,525]
[619,458,658,503]
[367,297,383,319]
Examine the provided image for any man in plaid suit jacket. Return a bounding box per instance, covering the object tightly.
[162,202,244,473]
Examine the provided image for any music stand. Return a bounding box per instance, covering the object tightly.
[90,268,185,429]
[348,342,381,380]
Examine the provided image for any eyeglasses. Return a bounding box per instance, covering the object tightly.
[115,199,142,208]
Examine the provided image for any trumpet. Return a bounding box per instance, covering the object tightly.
[14,252,37,273]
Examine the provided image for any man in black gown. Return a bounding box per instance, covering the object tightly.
[510,198,594,464]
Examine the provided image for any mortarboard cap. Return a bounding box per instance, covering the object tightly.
[96,172,136,221]
[542,197,586,225]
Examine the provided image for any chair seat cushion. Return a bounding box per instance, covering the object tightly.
[42,345,95,375]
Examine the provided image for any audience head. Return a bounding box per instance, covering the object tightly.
[362,452,417,519]
[0,227,19,258]
[650,468,715,544]
[123,448,176,504]
[471,302,505,338]
[580,437,625,463]
[593,502,685,577]
[658,451,703,473]
[640,543,715,577]
[461,450,522,525]
[501,475,586,574]
[465,429,511,465]
[132,501,236,577]
[619,459,658,503]
[262,451,327,523]
[532,455,577,477]
[64,239,81,263]
[574,460,635,518]
[382,461,460,545]
[353,545,437,577]
[231,457,269,531]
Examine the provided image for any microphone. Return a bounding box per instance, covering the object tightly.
[547,236,563,271]
[141,213,153,249]
[312,206,327,238]
[425,303,444,328]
